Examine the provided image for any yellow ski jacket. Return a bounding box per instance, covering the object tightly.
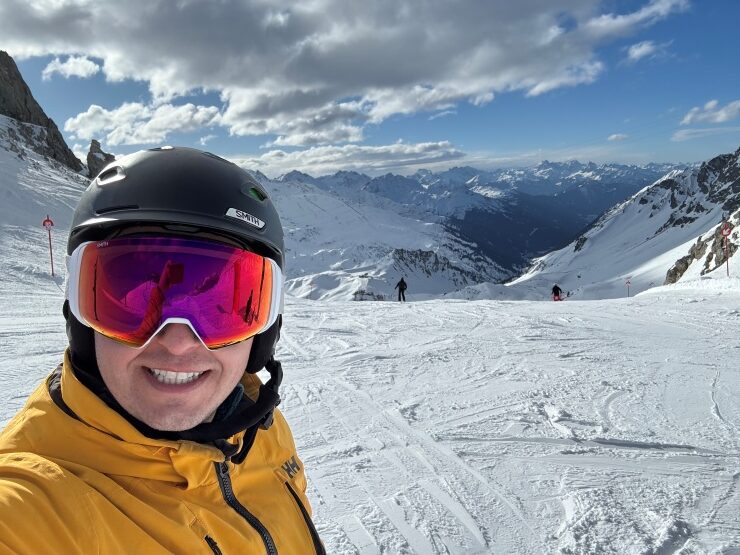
[0,354,322,554]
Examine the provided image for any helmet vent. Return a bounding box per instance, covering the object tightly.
[97,166,126,186]
[248,187,267,201]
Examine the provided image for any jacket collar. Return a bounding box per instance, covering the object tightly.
[33,352,249,488]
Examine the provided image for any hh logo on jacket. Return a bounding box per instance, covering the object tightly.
[281,456,301,479]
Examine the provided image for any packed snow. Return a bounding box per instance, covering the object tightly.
[1,231,738,553]
[0,131,738,553]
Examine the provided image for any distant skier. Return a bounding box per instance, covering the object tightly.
[552,284,563,301]
[395,277,408,302]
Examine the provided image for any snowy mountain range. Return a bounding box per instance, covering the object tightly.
[1,106,737,302]
[249,159,685,299]
[504,148,740,299]
[0,48,737,303]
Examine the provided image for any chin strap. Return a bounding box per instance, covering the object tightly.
[181,357,283,462]
[217,358,283,464]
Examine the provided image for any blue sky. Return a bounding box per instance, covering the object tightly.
[3,0,739,176]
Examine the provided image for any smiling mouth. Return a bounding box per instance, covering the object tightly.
[148,368,207,385]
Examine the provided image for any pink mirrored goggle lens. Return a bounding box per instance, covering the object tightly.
[69,236,281,348]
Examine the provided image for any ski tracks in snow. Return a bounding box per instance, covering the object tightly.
[279,296,740,554]
[2,268,739,554]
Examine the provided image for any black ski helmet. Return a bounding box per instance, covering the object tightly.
[65,146,285,375]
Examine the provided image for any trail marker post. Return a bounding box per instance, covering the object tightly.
[721,222,732,277]
[42,215,55,276]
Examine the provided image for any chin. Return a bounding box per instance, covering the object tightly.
[140,412,208,432]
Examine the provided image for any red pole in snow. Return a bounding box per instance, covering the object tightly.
[726,237,730,277]
[42,215,55,277]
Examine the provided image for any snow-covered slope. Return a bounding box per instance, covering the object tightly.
[265,176,506,300]
[2,246,738,553]
[0,115,88,227]
[264,161,684,288]
[0,115,88,291]
[506,148,740,300]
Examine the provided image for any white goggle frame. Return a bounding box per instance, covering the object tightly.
[66,240,284,350]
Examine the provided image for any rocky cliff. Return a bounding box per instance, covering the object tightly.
[86,139,115,178]
[0,51,82,172]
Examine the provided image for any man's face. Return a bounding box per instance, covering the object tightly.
[95,324,253,431]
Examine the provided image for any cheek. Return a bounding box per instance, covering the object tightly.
[215,338,254,377]
[94,333,138,383]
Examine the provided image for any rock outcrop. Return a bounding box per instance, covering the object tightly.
[661,149,740,284]
[664,236,709,284]
[86,139,115,178]
[0,50,82,171]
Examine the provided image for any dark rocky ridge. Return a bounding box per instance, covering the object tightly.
[87,139,115,178]
[0,51,82,171]
[662,148,740,283]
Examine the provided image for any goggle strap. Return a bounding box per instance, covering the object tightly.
[66,244,90,328]
[266,257,283,329]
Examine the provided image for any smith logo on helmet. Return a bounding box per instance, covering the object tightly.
[225,208,265,229]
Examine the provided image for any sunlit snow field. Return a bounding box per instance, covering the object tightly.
[1,224,738,554]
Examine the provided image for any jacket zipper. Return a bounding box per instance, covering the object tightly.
[285,481,325,555]
[204,535,222,555]
[214,461,278,555]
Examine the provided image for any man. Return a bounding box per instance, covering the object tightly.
[0,147,324,554]
[552,283,563,301]
[395,277,407,302]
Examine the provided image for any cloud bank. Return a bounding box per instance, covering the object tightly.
[233,141,465,177]
[2,0,689,148]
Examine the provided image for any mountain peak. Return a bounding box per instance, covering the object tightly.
[279,170,316,183]
[0,51,82,171]
[86,139,115,178]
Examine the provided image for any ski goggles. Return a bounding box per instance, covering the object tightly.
[67,236,283,349]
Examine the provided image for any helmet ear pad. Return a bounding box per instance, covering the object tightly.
[246,315,282,374]
[63,300,101,377]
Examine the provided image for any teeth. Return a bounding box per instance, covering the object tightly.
[149,369,204,385]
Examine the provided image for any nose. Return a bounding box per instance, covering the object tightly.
[152,323,204,355]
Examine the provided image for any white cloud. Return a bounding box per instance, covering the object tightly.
[64,102,220,145]
[267,125,364,147]
[429,110,456,121]
[471,92,494,107]
[232,141,465,177]
[627,41,657,62]
[2,0,689,145]
[42,55,100,80]
[680,99,740,125]
[525,61,604,96]
[583,0,688,39]
[608,133,628,141]
[671,126,740,142]
[199,134,217,145]
[624,39,672,63]
[218,92,367,145]
[71,143,86,163]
